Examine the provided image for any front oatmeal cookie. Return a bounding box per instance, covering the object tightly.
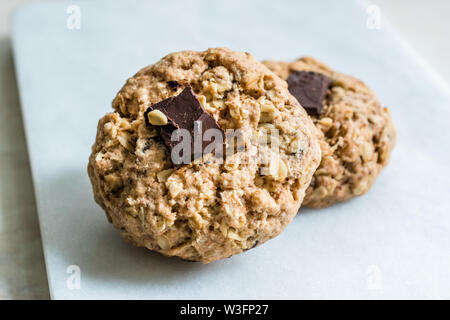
[264,57,396,208]
[88,48,321,263]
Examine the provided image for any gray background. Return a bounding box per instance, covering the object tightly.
[1,0,449,299]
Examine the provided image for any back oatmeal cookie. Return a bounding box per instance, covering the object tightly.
[264,57,396,208]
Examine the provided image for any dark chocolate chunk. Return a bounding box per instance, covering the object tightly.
[144,87,224,164]
[167,80,181,91]
[287,71,332,116]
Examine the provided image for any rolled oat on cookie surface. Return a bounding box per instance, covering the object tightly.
[264,57,396,208]
[88,48,321,263]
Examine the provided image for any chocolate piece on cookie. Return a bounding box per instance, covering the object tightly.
[144,86,224,162]
[287,71,332,116]
[88,48,321,263]
[264,57,396,208]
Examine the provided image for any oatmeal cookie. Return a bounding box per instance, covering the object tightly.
[88,48,321,263]
[263,57,396,208]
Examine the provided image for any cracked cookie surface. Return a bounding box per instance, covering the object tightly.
[88,48,321,263]
[264,57,396,208]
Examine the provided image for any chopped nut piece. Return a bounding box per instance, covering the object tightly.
[259,123,276,130]
[259,103,276,123]
[147,110,168,126]
[229,106,243,120]
[104,174,122,190]
[211,99,225,110]
[287,136,301,154]
[197,94,207,108]
[95,152,104,163]
[256,124,277,144]
[278,159,288,180]
[261,104,276,113]
[118,119,132,130]
[255,130,269,144]
[103,122,113,133]
[266,89,277,101]
[216,81,232,93]
[244,73,260,89]
[223,160,239,171]
[126,207,138,217]
[312,186,328,199]
[227,229,244,241]
[115,93,128,115]
[157,169,174,182]
[378,144,390,164]
[352,181,368,195]
[318,117,333,127]
[219,225,228,237]
[117,131,134,151]
[360,142,373,162]
[268,156,289,180]
[155,218,167,233]
[167,180,182,198]
[189,213,203,229]
[157,236,171,250]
